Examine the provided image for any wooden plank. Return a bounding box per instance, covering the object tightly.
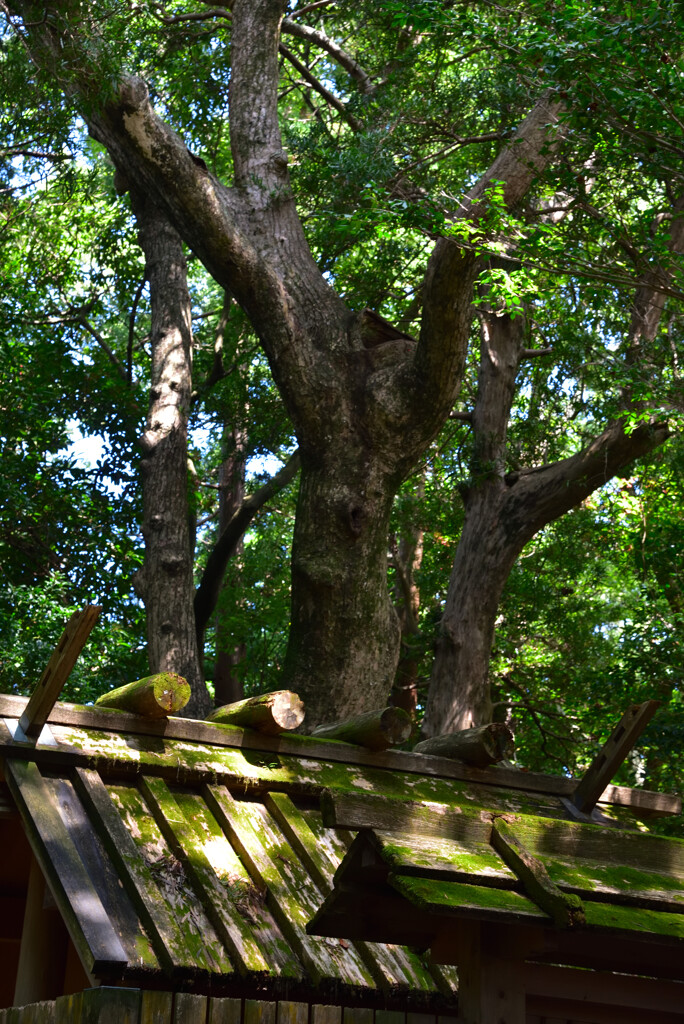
[139,775,272,976]
[43,774,158,969]
[0,693,578,796]
[20,1002,56,1024]
[571,700,661,814]
[174,995,207,1024]
[104,779,231,977]
[265,791,440,994]
[203,783,377,989]
[81,988,141,1024]
[526,962,684,1014]
[208,1001,242,1024]
[321,791,492,844]
[343,1012,373,1024]
[4,759,127,976]
[244,1003,275,1024]
[366,830,516,887]
[598,783,682,817]
[72,767,198,974]
[389,874,550,922]
[491,819,585,928]
[18,607,101,738]
[310,1008,340,1024]
[449,924,525,1024]
[276,1004,307,1024]
[55,993,83,1024]
[375,1013,404,1024]
[141,992,173,1024]
[534,849,684,913]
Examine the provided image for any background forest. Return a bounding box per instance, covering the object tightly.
[1,0,683,811]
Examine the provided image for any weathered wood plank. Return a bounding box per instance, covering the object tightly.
[95,674,190,718]
[571,701,661,815]
[208,1000,242,1024]
[204,783,377,989]
[13,857,68,1005]
[18,607,101,738]
[105,780,230,977]
[55,993,83,1024]
[389,874,550,922]
[173,994,207,1024]
[505,813,684,878]
[491,820,585,927]
[4,759,127,976]
[208,692,304,734]
[140,992,173,1024]
[81,988,141,1024]
[44,774,158,969]
[535,849,684,913]
[276,1003,307,1024]
[320,791,493,844]
[265,792,440,995]
[598,783,682,818]
[139,775,272,976]
[311,1008,341,1024]
[526,962,684,1014]
[369,829,516,887]
[72,767,197,974]
[343,1010,373,1024]
[0,693,579,797]
[375,1012,405,1024]
[176,790,302,980]
[243,1003,275,1024]
[19,1002,56,1024]
[312,708,411,751]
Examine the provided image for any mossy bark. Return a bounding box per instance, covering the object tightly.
[95,672,191,718]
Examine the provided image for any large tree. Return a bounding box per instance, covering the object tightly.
[3,0,683,738]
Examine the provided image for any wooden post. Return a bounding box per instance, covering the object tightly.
[207,691,305,734]
[13,857,68,1005]
[449,923,526,1024]
[571,700,660,815]
[95,673,190,718]
[311,707,412,750]
[18,606,101,738]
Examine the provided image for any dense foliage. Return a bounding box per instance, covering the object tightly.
[1,0,683,804]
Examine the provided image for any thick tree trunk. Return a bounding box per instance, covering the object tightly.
[132,193,211,720]
[285,454,401,728]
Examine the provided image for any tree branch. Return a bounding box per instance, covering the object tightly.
[279,43,362,130]
[194,449,301,643]
[281,18,374,94]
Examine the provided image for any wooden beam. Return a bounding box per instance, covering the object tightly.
[4,758,127,977]
[95,673,190,718]
[598,783,682,818]
[18,606,101,738]
[571,700,660,815]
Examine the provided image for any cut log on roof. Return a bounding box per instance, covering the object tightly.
[206,690,305,734]
[413,723,514,766]
[95,672,190,718]
[311,707,412,751]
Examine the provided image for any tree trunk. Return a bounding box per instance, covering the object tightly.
[214,427,248,707]
[424,189,682,736]
[389,473,426,718]
[131,192,211,720]
[284,453,401,728]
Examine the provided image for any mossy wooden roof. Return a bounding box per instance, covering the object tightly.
[0,693,682,999]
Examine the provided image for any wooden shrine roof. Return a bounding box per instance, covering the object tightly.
[0,692,682,1001]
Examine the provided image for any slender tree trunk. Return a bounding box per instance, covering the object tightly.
[424,190,682,735]
[132,191,211,719]
[214,427,248,706]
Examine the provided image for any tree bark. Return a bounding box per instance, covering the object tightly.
[131,191,211,719]
[423,192,684,735]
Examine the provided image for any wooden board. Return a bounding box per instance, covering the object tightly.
[18,607,100,738]
[388,874,550,923]
[4,759,127,976]
[72,767,201,975]
[203,784,377,989]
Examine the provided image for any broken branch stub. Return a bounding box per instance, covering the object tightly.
[95,673,190,718]
[206,690,305,734]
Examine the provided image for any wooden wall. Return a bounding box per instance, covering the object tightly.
[0,990,459,1024]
